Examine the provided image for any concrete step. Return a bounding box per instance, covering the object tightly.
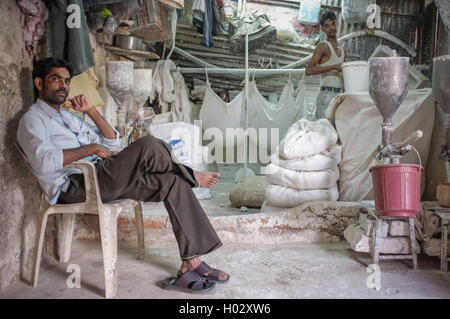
[73,201,364,245]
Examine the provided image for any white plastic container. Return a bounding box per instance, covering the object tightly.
[342,61,369,93]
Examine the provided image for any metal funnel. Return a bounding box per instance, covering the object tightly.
[369,55,410,123]
[433,55,450,115]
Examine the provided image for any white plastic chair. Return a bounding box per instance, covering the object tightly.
[15,143,145,298]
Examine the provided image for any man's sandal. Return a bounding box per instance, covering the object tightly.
[163,270,215,294]
[183,261,230,283]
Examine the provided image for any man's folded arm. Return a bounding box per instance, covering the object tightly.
[62,144,99,166]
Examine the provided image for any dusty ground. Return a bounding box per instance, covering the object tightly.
[1,239,449,299]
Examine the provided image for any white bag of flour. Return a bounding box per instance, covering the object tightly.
[265,164,339,190]
[278,118,338,159]
[265,184,339,208]
[270,144,342,171]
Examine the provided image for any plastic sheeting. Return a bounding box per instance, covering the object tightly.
[341,0,371,24]
[335,89,435,201]
[298,0,321,25]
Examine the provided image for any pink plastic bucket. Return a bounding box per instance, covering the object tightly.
[369,164,422,217]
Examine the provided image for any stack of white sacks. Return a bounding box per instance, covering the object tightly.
[264,118,342,209]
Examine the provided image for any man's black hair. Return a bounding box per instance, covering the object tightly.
[32,57,73,81]
[320,11,337,26]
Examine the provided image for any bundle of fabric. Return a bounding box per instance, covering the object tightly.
[18,0,48,56]
[264,118,342,208]
[149,59,193,123]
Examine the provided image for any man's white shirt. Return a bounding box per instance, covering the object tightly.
[17,98,120,205]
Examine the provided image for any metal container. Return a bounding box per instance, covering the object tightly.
[103,16,120,34]
[114,34,144,51]
[369,55,410,123]
[437,183,450,207]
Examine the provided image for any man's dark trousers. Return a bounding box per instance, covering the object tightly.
[58,136,223,260]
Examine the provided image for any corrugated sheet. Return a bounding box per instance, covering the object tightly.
[173,0,421,94]
[320,0,419,61]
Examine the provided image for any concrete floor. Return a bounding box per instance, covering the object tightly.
[1,239,450,299]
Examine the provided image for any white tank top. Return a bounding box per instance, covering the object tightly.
[318,41,345,89]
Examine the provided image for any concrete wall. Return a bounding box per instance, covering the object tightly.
[0,0,42,292]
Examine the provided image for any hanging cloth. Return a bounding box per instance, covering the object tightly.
[18,0,48,56]
[294,75,317,121]
[201,0,214,47]
[50,0,95,76]
[247,74,299,154]
[171,71,193,123]
[199,69,245,148]
[150,59,176,113]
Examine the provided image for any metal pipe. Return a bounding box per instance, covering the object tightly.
[173,47,218,68]
[434,8,440,57]
[166,8,177,60]
[170,67,305,74]
[338,29,417,57]
[244,32,249,172]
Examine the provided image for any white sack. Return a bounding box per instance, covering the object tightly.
[149,121,210,199]
[270,144,342,171]
[265,184,339,208]
[149,121,206,170]
[335,89,435,201]
[265,164,339,190]
[278,118,338,159]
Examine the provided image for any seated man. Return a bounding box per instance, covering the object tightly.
[17,57,229,294]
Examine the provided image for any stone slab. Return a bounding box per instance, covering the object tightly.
[359,213,388,237]
[344,224,420,254]
[388,220,410,237]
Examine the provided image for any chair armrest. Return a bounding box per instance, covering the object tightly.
[65,161,102,206]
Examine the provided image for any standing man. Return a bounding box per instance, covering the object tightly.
[305,11,346,120]
[17,58,229,294]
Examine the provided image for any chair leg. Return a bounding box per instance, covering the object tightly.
[56,214,76,263]
[99,208,118,299]
[134,202,145,260]
[31,209,50,287]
